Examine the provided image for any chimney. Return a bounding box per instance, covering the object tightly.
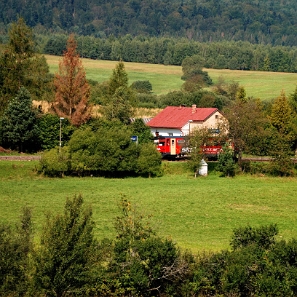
[192,104,196,114]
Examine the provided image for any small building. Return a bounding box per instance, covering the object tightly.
[147,105,227,137]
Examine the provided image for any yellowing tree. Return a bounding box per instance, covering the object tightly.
[52,34,91,127]
[270,90,292,134]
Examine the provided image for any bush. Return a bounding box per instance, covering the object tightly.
[249,161,269,175]
[38,146,71,177]
[216,145,237,177]
[38,122,162,178]
[136,93,158,108]
[137,143,163,177]
[268,154,295,176]
[230,224,278,250]
[131,80,152,93]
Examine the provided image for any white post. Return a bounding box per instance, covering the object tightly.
[59,117,64,153]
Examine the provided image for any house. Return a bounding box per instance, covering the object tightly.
[147,105,227,137]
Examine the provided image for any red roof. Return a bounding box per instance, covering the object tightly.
[148,106,218,129]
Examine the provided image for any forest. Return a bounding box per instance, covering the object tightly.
[1,0,297,46]
[1,1,297,74]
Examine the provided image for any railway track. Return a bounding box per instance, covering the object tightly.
[0,155,296,163]
[0,155,41,161]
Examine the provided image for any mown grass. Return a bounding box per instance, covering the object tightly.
[45,54,297,100]
[1,160,297,254]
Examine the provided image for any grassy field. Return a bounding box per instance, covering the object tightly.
[46,54,297,101]
[1,160,297,254]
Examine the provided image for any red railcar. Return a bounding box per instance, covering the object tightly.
[154,136,187,159]
[154,136,232,160]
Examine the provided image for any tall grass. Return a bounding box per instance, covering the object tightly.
[1,160,297,254]
[46,54,297,100]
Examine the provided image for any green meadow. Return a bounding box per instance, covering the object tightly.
[1,160,297,254]
[46,54,297,100]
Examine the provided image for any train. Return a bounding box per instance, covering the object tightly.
[154,135,232,160]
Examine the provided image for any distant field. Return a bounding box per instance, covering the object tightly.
[46,54,297,101]
[1,160,297,254]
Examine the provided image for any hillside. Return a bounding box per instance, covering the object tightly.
[1,0,297,46]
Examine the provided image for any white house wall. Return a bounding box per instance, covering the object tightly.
[150,128,182,136]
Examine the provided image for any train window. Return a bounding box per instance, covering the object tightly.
[177,139,185,144]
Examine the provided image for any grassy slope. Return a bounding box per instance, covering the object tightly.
[1,161,297,254]
[46,55,297,100]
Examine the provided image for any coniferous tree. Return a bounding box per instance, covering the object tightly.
[270,90,292,134]
[52,34,91,127]
[289,86,297,153]
[32,195,96,297]
[289,86,297,114]
[1,87,40,152]
[0,206,33,296]
[0,18,51,115]
[102,61,136,124]
[268,91,295,174]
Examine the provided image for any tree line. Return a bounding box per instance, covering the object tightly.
[1,0,297,46]
[2,195,297,296]
[42,34,297,73]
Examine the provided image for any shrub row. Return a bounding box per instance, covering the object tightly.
[2,196,297,297]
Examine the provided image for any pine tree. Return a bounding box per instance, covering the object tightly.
[52,34,91,127]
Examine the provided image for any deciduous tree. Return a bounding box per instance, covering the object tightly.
[181,55,213,92]
[187,127,212,177]
[52,34,91,127]
[224,98,270,161]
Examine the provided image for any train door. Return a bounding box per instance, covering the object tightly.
[170,138,176,155]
